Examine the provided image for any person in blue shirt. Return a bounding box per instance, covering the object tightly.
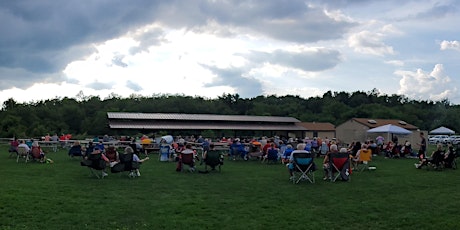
[282,144,294,164]
[95,141,105,153]
[230,139,248,160]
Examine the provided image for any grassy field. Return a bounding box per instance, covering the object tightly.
[1,144,459,230]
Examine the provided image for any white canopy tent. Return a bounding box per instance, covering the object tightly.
[367,124,412,142]
[429,126,455,135]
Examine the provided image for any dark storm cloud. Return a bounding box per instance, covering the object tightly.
[192,0,356,42]
[202,65,263,98]
[129,28,167,55]
[0,0,161,76]
[0,0,355,88]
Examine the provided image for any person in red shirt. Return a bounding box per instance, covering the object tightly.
[31,141,46,163]
[9,137,19,157]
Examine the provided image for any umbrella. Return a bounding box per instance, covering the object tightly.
[429,126,455,135]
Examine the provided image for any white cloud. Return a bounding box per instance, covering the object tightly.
[385,60,404,66]
[397,64,457,102]
[440,40,460,51]
[348,30,395,56]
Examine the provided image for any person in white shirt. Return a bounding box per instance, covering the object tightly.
[18,140,31,152]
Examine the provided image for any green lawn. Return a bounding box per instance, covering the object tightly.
[1,145,459,230]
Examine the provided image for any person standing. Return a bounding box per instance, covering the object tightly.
[415,132,427,169]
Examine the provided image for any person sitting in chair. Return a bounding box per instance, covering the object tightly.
[264,142,279,163]
[443,144,456,168]
[322,144,339,180]
[84,141,95,157]
[68,141,83,158]
[85,147,110,177]
[202,143,224,170]
[31,141,46,163]
[9,137,19,157]
[18,140,31,153]
[123,146,149,176]
[177,144,197,172]
[287,143,315,180]
[352,144,370,170]
[105,146,120,167]
[95,141,105,153]
[281,144,294,164]
[415,144,444,169]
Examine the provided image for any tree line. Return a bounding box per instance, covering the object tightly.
[1,89,459,139]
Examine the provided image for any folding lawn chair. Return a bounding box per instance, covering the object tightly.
[177,153,196,172]
[291,151,316,184]
[30,146,44,163]
[230,144,247,161]
[355,149,372,172]
[264,147,279,164]
[425,150,445,171]
[329,152,351,182]
[81,153,108,179]
[443,147,458,169]
[68,145,84,159]
[16,146,30,163]
[111,153,141,178]
[248,143,263,160]
[8,146,18,158]
[204,149,224,172]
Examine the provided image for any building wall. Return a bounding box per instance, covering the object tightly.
[337,119,425,148]
[304,131,335,139]
[336,120,368,145]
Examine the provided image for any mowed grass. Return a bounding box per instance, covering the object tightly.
[1,144,459,230]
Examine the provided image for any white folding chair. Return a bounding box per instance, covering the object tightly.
[16,146,30,163]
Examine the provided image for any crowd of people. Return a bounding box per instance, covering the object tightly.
[77,140,150,178]
[8,137,50,163]
[8,131,458,179]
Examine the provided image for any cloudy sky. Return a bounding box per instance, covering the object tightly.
[1,0,459,106]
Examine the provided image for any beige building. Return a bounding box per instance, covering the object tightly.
[298,122,336,139]
[336,118,423,146]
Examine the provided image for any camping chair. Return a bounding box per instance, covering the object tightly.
[263,148,279,164]
[291,151,316,184]
[177,153,195,172]
[355,149,372,172]
[158,144,171,162]
[81,153,108,179]
[329,152,351,182]
[30,146,44,163]
[8,145,18,158]
[68,145,83,158]
[248,143,263,160]
[443,148,458,169]
[16,146,30,163]
[204,150,224,172]
[425,151,445,171]
[111,153,140,178]
[230,144,247,161]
